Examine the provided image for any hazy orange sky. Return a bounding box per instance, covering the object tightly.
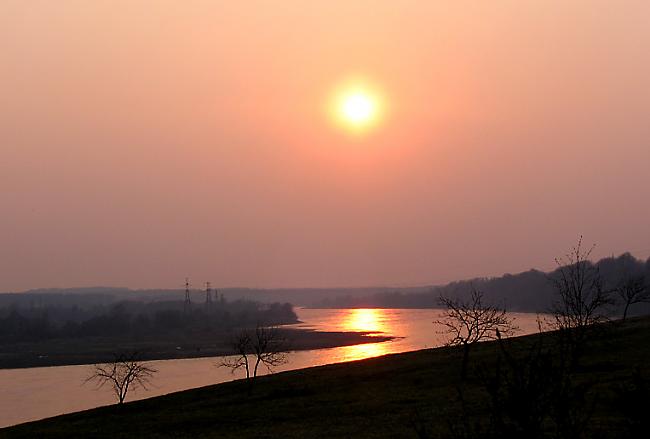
[2,1,649,291]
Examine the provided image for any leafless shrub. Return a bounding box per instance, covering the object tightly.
[220,330,254,378]
[85,352,157,405]
[251,325,288,376]
[616,275,649,321]
[436,289,517,380]
[550,237,613,365]
[219,323,288,381]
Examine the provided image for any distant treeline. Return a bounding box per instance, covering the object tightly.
[2,252,648,334]
[0,286,382,308]
[315,253,650,315]
[0,297,297,343]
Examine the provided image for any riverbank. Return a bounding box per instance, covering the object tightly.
[0,328,393,369]
[4,316,649,438]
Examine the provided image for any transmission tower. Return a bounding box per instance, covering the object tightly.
[184,277,192,313]
[205,281,213,307]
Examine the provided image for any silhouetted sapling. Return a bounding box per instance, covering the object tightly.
[85,352,157,405]
[616,275,649,321]
[220,324,288,382]
[549,237,613,366]
[436,289,517,380]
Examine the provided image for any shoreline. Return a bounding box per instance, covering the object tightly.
[5,317,648,436]
[0,328,394,370]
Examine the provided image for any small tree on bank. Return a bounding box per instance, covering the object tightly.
[85,352,157,405]
[550,237,612,364]
[616,275,649,321]
[436,289,517,380]
[221,330,254,379]
[251,325,288,377]
[220,324,288,381]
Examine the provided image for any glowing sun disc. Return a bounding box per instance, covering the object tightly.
[329,80,385,134]
[342,93,375,124]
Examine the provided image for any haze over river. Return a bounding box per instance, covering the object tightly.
[0,308,542,427]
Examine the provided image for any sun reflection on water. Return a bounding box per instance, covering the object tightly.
[339,309,390,361]
[342,308,385,333]
[338,340,388,361]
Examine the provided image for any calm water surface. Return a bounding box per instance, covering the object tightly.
[0,308,541,427]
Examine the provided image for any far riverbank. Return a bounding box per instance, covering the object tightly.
[0,327,393,369]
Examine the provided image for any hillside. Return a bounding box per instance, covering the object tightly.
[4,253,648,315]
[3,317,650,438]
[314,253,650,313]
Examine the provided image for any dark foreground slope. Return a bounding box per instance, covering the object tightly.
[4,318,650,438]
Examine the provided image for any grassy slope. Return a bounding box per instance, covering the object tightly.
[3,317,650,438]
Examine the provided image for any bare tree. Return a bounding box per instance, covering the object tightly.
[220,330,254,379]
[616,275,649,321]
[85,352,157,405]
[252,325,288,377]
[436,289,517,380]
[220,324,288,381]
[550,237,612,357]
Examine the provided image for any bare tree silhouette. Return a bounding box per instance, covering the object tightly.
[220,324,288,381]
[616,275,649,321]
[252,325,288,377]
[220,330,254,379]
[436,289,517,380]
[85,352,157,405]
[550,237,613,364]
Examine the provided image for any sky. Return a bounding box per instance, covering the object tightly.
[1,0,649,292]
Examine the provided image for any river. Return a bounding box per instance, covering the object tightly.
[0,308,542,427]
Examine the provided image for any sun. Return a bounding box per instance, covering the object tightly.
[341,92,376,125]
[329,80,385,134]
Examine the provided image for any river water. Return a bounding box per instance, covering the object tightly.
[0,308,542,427]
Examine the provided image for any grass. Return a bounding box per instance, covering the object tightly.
[3,317,650,438]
